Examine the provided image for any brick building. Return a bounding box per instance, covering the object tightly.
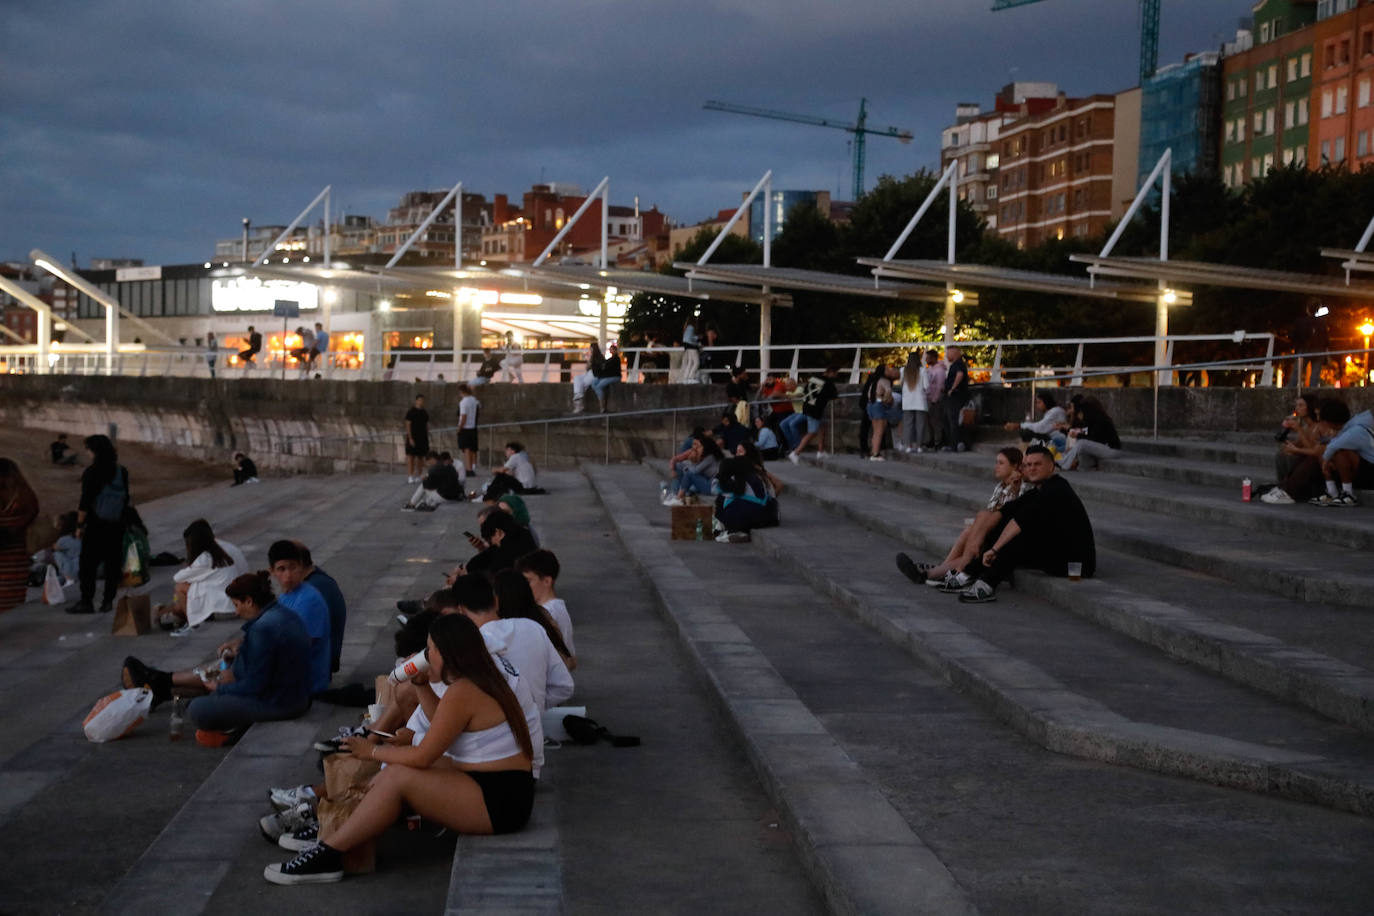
[1310,0,1374,167]
[480,183,666,265]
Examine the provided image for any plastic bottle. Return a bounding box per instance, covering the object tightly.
[388,651,431,684]
[1241,477,1252,502]
[659,481,669,503]
[694,518,704,541]
[169,698,186,741]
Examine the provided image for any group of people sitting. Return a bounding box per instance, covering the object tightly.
[402,442,543,512]
[1007,391,1122,471]
[117,490,571,886]
[1262,393,1374,507]
[662,426,783,542]
[894,443,1097,603]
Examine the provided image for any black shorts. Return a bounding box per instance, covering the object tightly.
[467,769,535,834]
[406,437,429,457]
[457,429,478,451]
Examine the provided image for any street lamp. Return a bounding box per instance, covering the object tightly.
[1360,320,1374,384]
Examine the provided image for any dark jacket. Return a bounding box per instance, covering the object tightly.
[217,602,313,707]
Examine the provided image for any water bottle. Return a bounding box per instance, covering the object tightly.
[388,651,431,684]
[659,481,668,502]
[1241,477,1252,502]
[169,698,186,741]
[694,518,704,541]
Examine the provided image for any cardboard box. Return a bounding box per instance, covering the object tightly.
[670,503,714,540]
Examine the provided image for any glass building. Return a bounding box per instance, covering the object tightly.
[1139,51,1223,186]
[748,190,830,244]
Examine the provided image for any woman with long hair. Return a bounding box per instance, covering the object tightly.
[900,350,927,453]
[163,518,249,635]
[71,435,128,614]
[677,317,700,383]
[0,459,40,613]
[265,613,534,885]
[491,569,574,667]
[666,433,723,503]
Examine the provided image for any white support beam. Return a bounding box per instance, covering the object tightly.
[387,181,462,269]
[0,275,96,346]
[29,248,178,347]
[1099,148,1171,260]
[882,160,959,263]
[533,176,610,267]
[253,185,331,268]
[697,171,772,267]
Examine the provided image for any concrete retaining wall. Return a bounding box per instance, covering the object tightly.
[2,374,1371,475]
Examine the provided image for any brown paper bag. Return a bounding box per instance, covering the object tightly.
[318,797,376,874]
[323,751,381,801]
[670,503,714,540]
[111,594,152,637]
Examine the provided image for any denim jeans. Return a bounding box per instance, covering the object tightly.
[188,693,310,731]
[780,413,810,451]
[675,469,714,496]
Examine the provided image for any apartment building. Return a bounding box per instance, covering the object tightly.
[1310,0,1374,167]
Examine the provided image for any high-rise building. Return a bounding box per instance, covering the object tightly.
[1220,1,1318,188]
[748,190,833,244]
[992,88,1140,248]
[1139,52,1223,183]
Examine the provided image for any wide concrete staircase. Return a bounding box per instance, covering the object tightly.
[585,431,1374,914]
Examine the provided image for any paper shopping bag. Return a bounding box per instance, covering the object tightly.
[111,594,152,636]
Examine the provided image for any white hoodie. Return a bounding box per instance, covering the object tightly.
[480,617,575,710]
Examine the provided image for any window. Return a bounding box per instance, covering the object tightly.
[1361,78,1371,108]
[1322,139,1332,162]
[1252,158,1263,178]
[1299,97,1309,124]
[1260,22,1271,43]
[1360,130,1369,158]
[1284,147,1296,165]
[1226,120,1236,142]
[1335,136,1346,162]
[1296,143,1307,165]
[1323,90,1333,118]
[1254,111,1265,134]
[986,185,997,200]
[1365,30,1374,57]
[1341,39,1351,65]
[1286,101,1296,127]
[1265,108,1275,135]
[1268,64,1278,87]
[1263,153,1274,175]
[1227,80,1236,101]
[1326,44,1336,69]
[1302,53,1312,77]
[1255,70,1265,92]
[1288,58,1298,82]
[1338,85,1349,114]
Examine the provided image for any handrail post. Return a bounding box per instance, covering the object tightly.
[1071,344,1085,387]
[1260,334,1276,387]
[604,414,610,465]
[990,343,1004,384]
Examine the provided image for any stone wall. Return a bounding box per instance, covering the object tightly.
[2,375,1371,475]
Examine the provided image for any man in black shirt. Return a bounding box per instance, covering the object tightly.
[952,445,1095,604]
[724,366,753,419]
[783,366,840,463]
[50,433,78,466]
[239,326,263,366]
[942,345,970,452]
[404,394,429,483]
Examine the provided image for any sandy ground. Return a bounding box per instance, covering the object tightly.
[0,425,228,524]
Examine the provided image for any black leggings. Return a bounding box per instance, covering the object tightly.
[467,769,535,834]
[79,520,124,605]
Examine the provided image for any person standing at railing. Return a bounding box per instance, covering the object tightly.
[457,383,481,475]
[500,331,524,383]
[942,346,970,453]
[677,318,700,384]
[205,331,219,379]
[922,350,946,450]
[309,322,328,373]
[783,366,840,464]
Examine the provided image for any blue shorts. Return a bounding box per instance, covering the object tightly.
[867,402,899,423]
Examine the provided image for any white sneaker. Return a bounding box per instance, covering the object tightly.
[268,783,318,813]
[869,455,885,462]
[664,496,684,507]
[787,452,800,465]
[1259,487,1294,505]
[814,451,829,458]
[958,580,997,604]
[168,623,200,638]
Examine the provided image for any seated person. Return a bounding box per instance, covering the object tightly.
[483,442,541,500]
[1057,396,1121,470]
[945,445,1095,603]
[232,452,260,486]
[896,447,1028,588]
[52,511,81,584]
[1004,392,1069,445]
[404,451,467,511]
[1311,405,1374,508]
[458,510,539,581]
[714,412,750,454]
[664,434,723,505]
[1262,394,1333,504]
[266,540,333,695]
[294,541,347,676]
[121,571,313,737]
[493,569,575,674]
[161,518,249,635]
[515,549,574,667]
[264,613,535,885]
[50,433,79,466]
[590,343,622,410]
[752,416,781,461]
[713,444,781,539]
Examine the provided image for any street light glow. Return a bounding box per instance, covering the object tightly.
[1162,289,1178,305]
[1360,321,1374,338]
[950,289,964,304]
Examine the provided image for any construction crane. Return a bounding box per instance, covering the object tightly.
[703,98,913,199]
[992,0,1161,86]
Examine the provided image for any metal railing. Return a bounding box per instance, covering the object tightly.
[0,332,1296,387]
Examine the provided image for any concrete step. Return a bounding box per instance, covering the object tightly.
[813,453,1374,606]
[893,446,1374,554]
[588,463,1374,913]
[768,459,1374,737]
[1119,435,1279,466]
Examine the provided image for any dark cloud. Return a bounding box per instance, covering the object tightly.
[0,0,1243,264]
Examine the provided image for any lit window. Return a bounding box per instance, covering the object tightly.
[1269,64,1278,86]
[1322,139,1332,162]
[1322,90,1333,118]
[1302,53,1312,77]
[1335,136,1346,162]
[1285,101,1296,127]
[1299,98,1309,124]
[1288,58,1298,82]
[1337,85,1349,114]
[1360,79,1371,108]
[1360,130,1369,158]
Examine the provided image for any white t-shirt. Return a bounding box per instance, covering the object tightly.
[404,666,545,777]
[503,451,537,489]
[540,598,575,656]
[480,617,573,709]
[901,371,927,412]
[459,395,479,429]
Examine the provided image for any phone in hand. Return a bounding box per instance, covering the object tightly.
[463,531,476,539]
[367,729,395,739]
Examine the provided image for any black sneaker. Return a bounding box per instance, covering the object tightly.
[66,600,96,615]
[278,821,321,852]
[263,843,344,885]
[895,553,926,585]
[121,656,172,709]
[396,599,424,614]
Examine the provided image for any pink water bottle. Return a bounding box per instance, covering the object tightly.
[1241,477,1252,502]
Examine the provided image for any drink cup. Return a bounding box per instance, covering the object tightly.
[1067,562,1083,581]
[388,651,430,684]
[367,703,386,723]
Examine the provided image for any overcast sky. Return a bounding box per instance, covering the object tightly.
[0,0,1243,266]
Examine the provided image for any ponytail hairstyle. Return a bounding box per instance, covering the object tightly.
[429,614,534,761]
[224,570,275,609]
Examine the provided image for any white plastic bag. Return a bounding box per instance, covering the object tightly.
[83,688,153,743]
[42,565,65,605]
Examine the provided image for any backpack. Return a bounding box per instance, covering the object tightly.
[93,467,128,522]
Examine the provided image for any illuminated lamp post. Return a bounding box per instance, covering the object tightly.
[1360,320,1374,384]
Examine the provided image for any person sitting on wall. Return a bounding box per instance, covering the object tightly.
[239,326,263,366]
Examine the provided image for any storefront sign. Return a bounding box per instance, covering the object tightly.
[212,277,319,312]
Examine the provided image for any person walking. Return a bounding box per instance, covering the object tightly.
[0,459,39,614]
[205,331,219,379]
[404,394,430,484]
[69,435,128,614]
